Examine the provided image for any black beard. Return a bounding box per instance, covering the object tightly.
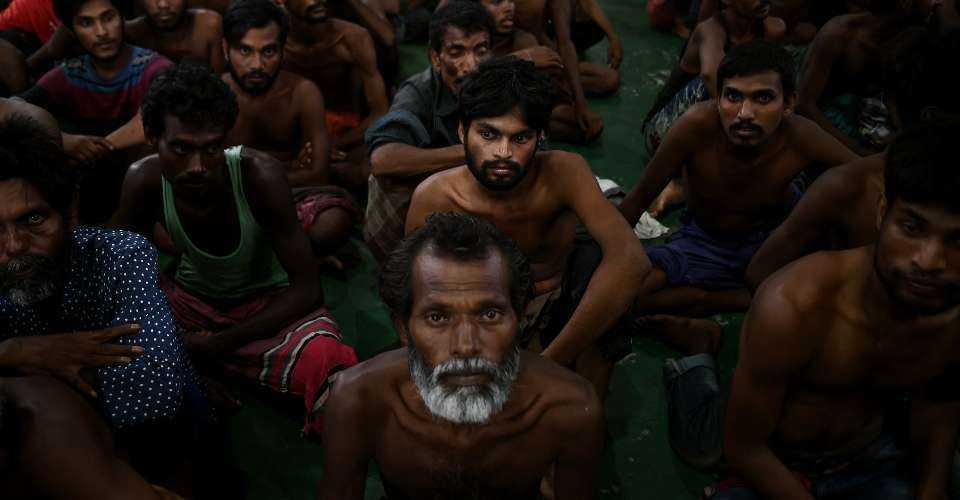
[464,141,531,192]
[873,248,960,316]
[227,63,279,96]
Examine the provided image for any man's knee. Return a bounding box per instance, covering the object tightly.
[308,207,355,255]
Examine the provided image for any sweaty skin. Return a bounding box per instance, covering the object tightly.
[283,16,389,149]
[224,70,332,187]
[746,153,884,290]
[725,245,960,500]
[677,10,786,98]
[406,149,648,369]
[797,11,919,154]
[621,100,856,238]
[0,376,172,500]
[126,8,227,73]
[319,248,603,499]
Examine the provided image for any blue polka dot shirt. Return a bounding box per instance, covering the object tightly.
[0,227,195,429]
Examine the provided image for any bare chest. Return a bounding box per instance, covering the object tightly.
[513,0,547,36]
[685,150,805,218]
[283,43,353,102]
[229,96,300,153]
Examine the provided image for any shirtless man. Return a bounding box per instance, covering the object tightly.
[717,119,960,500]
[320,212,603,499]
[282,0,389,186]
[126,0,226,73]
[109,63,358,437]
[463,0,604,145]
[746,30,960,290]
[644,0,786,154]
[511,0,603,142]
[569,0,622,94]
[698,0,817,44]
[222,0,361,255]
[797,0,929,154]
[618,42,854,382]
[405,58,648,397]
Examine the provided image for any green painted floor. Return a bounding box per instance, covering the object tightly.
[222,2,746,498]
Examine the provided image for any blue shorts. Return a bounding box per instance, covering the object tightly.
[646,213,768,290]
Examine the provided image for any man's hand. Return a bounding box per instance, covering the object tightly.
[518,46,564,70]
[330,147,349,162]
[182,329,220,358]
[63,133,114,166]
[607,37,623,69]
[293,142,313,170]
[1,324,143,398]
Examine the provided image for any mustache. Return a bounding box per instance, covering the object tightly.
[0,254,62,305]
[434,357,500,380]
[730,122,762,132]
[481,159,523,171]
[243,70,270,82]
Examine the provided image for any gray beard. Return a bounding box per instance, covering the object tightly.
[408,343,520,425]
[0,255,62,306]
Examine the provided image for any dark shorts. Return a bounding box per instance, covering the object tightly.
[646,213,769,291]
[521,239,636,362]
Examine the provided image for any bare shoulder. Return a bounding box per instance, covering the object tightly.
[124,154,164,192]
[514,29,540,48]
[676,100,721,135]
[335,18,374,44]
[417,164,466,194]
[240,147,289,185]
[817,13,863,41]
[288,71,323,100]
[124,16,150,39]
[757,249,857,326]
[804,153,884,203]
[193,8,222,27]
[328,349,408,415]
[521,353,602,430]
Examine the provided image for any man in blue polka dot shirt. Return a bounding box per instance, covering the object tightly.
[0,114,201,496]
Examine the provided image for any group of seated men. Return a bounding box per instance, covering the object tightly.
[1,0,960,498]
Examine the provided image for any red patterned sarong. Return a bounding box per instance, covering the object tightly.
[159,276,358,437]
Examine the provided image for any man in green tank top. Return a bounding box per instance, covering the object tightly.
[110,62,358,437]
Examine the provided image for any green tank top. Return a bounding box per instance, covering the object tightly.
[161,146,289,299]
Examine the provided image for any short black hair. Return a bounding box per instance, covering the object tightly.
[884,118,960,214]
[716,40,796,96]
[223,0,290,48]
[53,0,117,30]
[429,1,494,54]
[141,61,239,139]
[380,212,533,321]
[0,114,73,219]
[458,57,553,133]
[889,29,960,126]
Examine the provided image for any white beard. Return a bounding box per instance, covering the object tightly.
[409,345,520,425]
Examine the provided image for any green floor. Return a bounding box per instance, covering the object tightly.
[223,2,746,498]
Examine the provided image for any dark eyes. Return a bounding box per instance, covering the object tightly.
[427,312,447,324]
[480,309,501,321]
[480,130,496,140]
[25,213,45,226]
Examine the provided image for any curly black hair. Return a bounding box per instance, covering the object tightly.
[429,1,494,54]
[380,212,533,321]
[0,114,73,219]
[141,61,239,139]
[223,0,290,48]
[458,56,553,134]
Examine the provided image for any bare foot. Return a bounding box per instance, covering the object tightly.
[637,315,722,356]
[649,178,685,219]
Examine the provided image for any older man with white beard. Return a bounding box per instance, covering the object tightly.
[319,212,604,499]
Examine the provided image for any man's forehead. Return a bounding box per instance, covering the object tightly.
[443,27,490,47]
[472,108,532,133]
[0,179,53,218]
[163,115,227,143]
[723,71,783,92]
[892,200,960,230]
[410,248,510,301]
[237,24,282,46]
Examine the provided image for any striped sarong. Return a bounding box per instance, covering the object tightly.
[159,276,358,437]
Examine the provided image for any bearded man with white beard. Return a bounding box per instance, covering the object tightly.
[319,212,604,499]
